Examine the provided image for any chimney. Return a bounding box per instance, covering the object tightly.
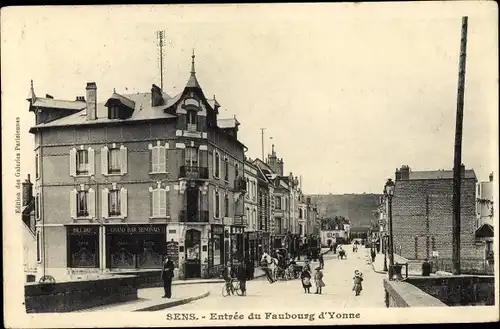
[395,168,402,181]
[489,172,493,182]
[22,174,33,207]
[86,82,97,121]
[307,197,311,204]
[151,84,164,107]
[400,165,410,180]
[75,96,86,102]
[278,158,284,176]
[460,164,465,178]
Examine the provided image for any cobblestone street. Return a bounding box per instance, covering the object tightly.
[169,245,386,311]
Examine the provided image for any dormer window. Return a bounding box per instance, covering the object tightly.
[109,106,120,119]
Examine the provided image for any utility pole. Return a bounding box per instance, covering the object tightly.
[452,16,468,275]
[260,128,266,160]
[156,30,165,90]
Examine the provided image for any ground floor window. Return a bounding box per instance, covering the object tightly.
[106,225,166,269]
[67,226,100,268]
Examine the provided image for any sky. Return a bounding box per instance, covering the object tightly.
[2,3,498,195]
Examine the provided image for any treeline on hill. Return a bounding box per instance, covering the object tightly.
[308,193,382,228]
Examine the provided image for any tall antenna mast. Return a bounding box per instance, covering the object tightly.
[260,128,266,160]
[451,16,468,275]
[156,30,165,90]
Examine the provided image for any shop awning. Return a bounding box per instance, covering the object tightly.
[475,224,494,239]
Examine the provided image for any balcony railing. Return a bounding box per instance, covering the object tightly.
[179,210,209,222]
[234,176,247,192]
[180,166,209,179]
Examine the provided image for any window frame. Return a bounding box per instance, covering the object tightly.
[215,191,220,218]
[109,105,120,119]
[214,151,220,178]
[224,158,229,181]
[108,148,121,174]
[36,230,42,263]
[76,149,89,175]
[108,189,121,217]
[150,186,168,218]
[76,190,89,218]
[150,143,168,174]
[224,193,229,217]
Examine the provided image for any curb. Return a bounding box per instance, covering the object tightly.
[134,291,210,312]
[173,279,224,286]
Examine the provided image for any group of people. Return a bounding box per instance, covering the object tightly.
[299,259,325,294]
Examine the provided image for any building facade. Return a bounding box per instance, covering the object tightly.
[28,54,248,280]
[391,165,484,271]
[476,172,494,228]
[244,159,259,264]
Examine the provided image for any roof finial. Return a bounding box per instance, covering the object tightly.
[191,49,196,74]
[27,79,36,102]
[272,144,275,154]
[113,88,116,93]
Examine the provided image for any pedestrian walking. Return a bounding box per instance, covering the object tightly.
[300,268,312,293]
[318,253,324,269]
[314,266,325,294]
[161,256,175,298]
[352,270,363,296]
[421,258,431,276]
[303,259,311,273]
[246,258,254,280]
[370,249,377,263]
[236,263,247,296]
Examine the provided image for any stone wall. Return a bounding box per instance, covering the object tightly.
[407,275,495,306]
[383,279,446,307]
[25,275,137,313]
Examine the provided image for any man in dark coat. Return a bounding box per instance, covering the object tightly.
[246,258,254,280]
[422,259,431,276]
[236,263,247,296]
[160,256,175,298]
[371,249,377,263]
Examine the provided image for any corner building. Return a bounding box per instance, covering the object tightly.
[28,54,247,280]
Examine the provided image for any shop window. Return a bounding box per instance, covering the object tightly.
[67,226,99,268]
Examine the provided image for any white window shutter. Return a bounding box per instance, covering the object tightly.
[121,187,128,218]
[220,192,223,218]
[69,148,77,177]
[88,148,95,176]
[88,188,96,218]
[160,189,167,216]
[164,147,168,172]
[120,145,128,174]
[159,148,166,172]
[70,188,77,218]
[152,190,158,217]
[213,152,216,177]
[102,188,109,218]
[101,146,109,175]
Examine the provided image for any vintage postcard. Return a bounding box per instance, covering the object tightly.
[2,2,499,328]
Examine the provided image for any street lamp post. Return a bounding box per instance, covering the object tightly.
[383,235,388,271]
[384,178,395,279]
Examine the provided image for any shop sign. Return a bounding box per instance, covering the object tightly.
[107,225,166,234]
[166,240,180,268]
[68,226,99,235]
[211,225,224,235]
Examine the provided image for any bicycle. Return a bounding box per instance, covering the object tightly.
[221,278,243,297]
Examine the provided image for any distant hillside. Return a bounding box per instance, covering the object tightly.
[308,194,382,228]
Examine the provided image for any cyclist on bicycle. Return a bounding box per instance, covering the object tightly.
[222,261,236,295]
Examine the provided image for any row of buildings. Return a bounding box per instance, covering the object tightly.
[22,53,320,281]
[374,165,494,273]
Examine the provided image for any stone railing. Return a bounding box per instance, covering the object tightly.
[383,279,446,307]
[25,275,138,313]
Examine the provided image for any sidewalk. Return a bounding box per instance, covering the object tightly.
[369,250,435,277]
[78,266,266,312]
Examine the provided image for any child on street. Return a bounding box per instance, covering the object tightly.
[314,266,325,295]
[352,270,363,296]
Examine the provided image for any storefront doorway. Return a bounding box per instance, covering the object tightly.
[185,229,201,278]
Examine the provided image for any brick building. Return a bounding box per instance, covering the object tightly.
[391,165,484,271]
[28,53,248,280]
